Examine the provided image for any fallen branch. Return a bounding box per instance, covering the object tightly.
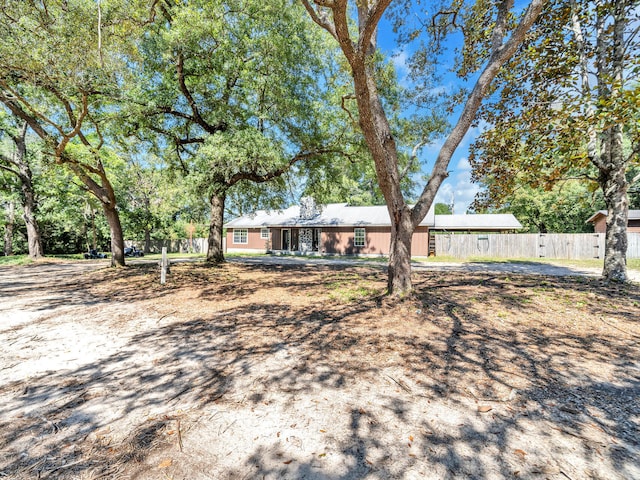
[386,374,412,393]
[176,418,183,452]
[157,310,178,324]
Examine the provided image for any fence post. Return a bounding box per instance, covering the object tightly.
[160,247,169,285]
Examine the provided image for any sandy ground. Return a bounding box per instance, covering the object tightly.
[0,258,639,479]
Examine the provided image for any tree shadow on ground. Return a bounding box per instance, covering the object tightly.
[0,265,638,479]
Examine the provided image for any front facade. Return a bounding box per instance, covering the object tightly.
[587,210,640,233]
[225,202,522,257]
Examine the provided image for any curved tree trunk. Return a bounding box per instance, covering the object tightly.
[66,161,126,267]
[387,209,414,295]
[22,185,43,259]
[6,121,44,259]
[301,0,544,297]
[103,204,125,267]
[3,201,15,256]
[596,2,628,283]
[206,192,226,263]
[600,128,628,283]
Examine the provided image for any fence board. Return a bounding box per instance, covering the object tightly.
[434,233,640,259]
[125,238,208,254]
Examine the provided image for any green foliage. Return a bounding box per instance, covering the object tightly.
[124,0,350,219]
[434,202,453,215]
[470,0,639,206]
[478,180,603,233]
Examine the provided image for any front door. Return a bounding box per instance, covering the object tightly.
[282,229,291,251]
[312,228,321,252]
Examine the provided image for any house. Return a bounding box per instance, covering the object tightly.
[586,210,640,233]
[224,201,522,257]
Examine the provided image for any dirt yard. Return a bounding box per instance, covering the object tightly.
[0,259,639,479]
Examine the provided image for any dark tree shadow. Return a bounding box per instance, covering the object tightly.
[0,263,638,479]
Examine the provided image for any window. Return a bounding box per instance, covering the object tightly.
[354,228,366,247]
[260,228,269,240]
[233,229,248,244]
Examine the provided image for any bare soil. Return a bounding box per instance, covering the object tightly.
[0,260,639,479]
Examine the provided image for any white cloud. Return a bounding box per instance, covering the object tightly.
[391,48,409,76]
[455,157,471,171]
[435,157,480,213]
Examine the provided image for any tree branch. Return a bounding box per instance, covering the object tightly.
[175,51,228,134]
[227,147,341,186]
[411,0,546,227]
[357,0,393,58]
[0,154,20,177]
[399,141,424,181]
[55,91,89,160]
[0,82,64,138]
[300,0,338,40]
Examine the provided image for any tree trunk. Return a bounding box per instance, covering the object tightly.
[596,1,628,283]
[66,162,125,267]
[14,121,44,259]
[144,228,151,254]
[600,128,628,282]
[103,204,125,267]
[22,186,43,259]
[3,201,15,256]
[350,64,415,295]
[206,192,226,263]
[90,206,97,250]
[387,209,414,295]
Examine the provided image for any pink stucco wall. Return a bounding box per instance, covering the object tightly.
[592,216,607,233]
[226,228,270,251]
[319,226,429,256]
[228,226,431,256]
[591,215,640,233]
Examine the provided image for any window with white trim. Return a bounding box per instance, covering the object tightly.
[354,228,366,247]
[260,228,269,239]
[233,228,248,244]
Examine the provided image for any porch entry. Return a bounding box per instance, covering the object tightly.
[281,228,321,252]
[281,229,292,251]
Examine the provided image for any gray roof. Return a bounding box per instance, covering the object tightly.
[225,203,521,230]
[225,203,435,228]
[586,210,640,223]
[433,214,522,231]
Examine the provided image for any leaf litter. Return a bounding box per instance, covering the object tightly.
[0,260,638,479]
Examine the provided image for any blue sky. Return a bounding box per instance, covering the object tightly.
[378,14,482,214]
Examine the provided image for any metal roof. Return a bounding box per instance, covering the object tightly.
[586,210,640,223]
[225,203,435,228]
[224,203,520,230]
[432,214,522,231]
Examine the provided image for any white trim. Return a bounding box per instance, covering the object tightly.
[354,227,366,247]
[260,228,269,239]
[233,228,248,244]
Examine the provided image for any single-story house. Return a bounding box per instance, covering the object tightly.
[224,201,522,257]
[586,210,640,233]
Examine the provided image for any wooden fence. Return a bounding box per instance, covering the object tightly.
[125,238,210,254]
[433,233,640,259]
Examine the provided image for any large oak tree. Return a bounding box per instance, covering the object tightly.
[301,0,545,295]
[126,0,349,263]
[0,0,149,266]
[0,115,44,258]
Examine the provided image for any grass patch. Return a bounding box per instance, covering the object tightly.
[0,255,33,266]
[324,272,383,302]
